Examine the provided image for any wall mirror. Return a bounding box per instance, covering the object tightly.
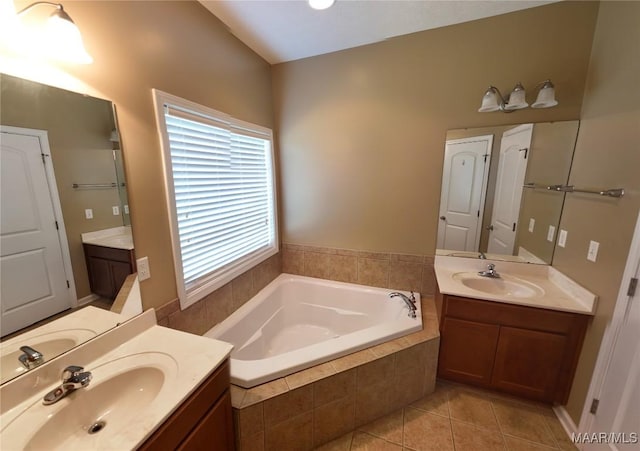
[437,120,579,264]
[0,73,138,384]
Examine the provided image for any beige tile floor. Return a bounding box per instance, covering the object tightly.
[316,380,577,451]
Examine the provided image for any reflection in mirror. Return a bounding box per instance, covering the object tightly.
[437,121,579,264]
[0,73,139,383]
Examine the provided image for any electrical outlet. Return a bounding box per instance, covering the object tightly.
[112,206,120,215]
[547,225,556,242]
[85,209,93,219]
[587,240,600,262]
[528,218,535,233]
[137,256,151,281]
[558,229,568,247]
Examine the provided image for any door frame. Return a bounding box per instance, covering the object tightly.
[437,135,493,251]
[1,125,78,308]
[578,208,640,437]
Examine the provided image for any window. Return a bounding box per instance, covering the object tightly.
[153,90,278,309]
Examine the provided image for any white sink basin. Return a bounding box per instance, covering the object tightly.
[1,352,177,450]
[452,272,545,299]
[0,329,97,384]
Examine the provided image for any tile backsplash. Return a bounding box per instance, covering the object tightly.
[282,244,436,295]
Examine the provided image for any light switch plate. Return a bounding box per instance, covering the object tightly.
[85,209,93,219]
[112,206,120,215]
[547,225,556,242]
[137,256,151,281]
[587,240,600,262]
[124,205,129,214]
[558,229,568,247]
[528,218,535,233]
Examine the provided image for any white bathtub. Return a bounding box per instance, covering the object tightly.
[205,274,423,388]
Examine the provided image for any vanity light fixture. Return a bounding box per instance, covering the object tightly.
[308,0,336,10]
[16,2,93,64]
[478,80,558,113]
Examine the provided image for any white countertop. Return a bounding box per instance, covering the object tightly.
[0,310,233,449]
[435,255,597,315]
[81,226,134,250]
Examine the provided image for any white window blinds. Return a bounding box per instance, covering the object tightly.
[155,91,277,308]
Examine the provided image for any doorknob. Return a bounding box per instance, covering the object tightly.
[486,224,494,231]
[440,216,446,221]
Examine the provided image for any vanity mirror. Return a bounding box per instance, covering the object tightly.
[0,73,138,383]
[437,120,579,264]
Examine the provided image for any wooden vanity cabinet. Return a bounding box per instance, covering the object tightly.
[140,359,234,451]
[83,244,135,299]
[437,293,589,404]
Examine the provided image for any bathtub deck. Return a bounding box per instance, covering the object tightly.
[231,296,440,450]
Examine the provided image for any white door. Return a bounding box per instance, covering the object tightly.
[437,135,492,251]
[487,124,533,255]
[1,128,72,336]
[582,212,640,451]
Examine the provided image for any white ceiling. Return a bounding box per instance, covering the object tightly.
[199,0,556,64]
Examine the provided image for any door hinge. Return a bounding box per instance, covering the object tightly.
[66,280,70,288]
[628,277,638,297]
[590,398,599,414]
[512,223,516,232]
[41,153,46,164]
[55,221,59,230]
[484,154,488,163]
[477,210,480,218]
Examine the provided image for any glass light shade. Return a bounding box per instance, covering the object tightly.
[478,88,501,112]
[504,83,528,110]
[44,10,93,64]
[532,81,558,108]
[308,0,335,10]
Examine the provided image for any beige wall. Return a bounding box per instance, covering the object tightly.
[272,1,599,255]
[5,0,275,309]
[552,1,640,423]
[1,73,121,298]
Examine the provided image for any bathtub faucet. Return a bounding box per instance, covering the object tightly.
[389,292,417,318]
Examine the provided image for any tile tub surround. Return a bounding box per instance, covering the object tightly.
[231,296,440,450]
[155,252,282,334]
[282,244,437,296]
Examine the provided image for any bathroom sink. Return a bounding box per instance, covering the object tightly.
[452,272,545,299]
[0,329,97,384]
[1,352,177,450]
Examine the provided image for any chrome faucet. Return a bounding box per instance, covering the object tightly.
[43,365,92,405]
[389,291,417,318]
[478,263,500,278]
[19,346,44,369]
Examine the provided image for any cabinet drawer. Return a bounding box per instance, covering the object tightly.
[84,243,133,263]
[443,296,575,334]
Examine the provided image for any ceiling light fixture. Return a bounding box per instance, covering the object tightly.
[16,2,93,64]
[308,0,335,11]
[478,80,558,113]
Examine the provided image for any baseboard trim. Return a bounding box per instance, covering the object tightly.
[553,405,580,448]
[77,293,100,306]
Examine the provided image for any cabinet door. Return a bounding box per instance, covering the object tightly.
[492,326,566,402]
[177,391,234,451]
[87,256,113,298]
[110,260,133,298]
[438,317,500,386]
